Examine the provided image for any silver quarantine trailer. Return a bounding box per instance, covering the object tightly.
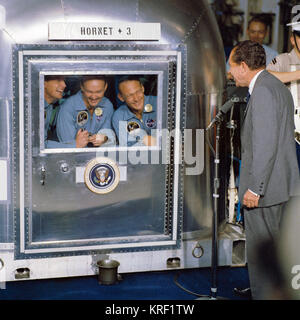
[0,0,245,282]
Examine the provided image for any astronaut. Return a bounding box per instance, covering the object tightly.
[267,21,300,169]
[226,15,278,78]
[56,75,115,148]
[112,76,157,146]
[44,75,68,148]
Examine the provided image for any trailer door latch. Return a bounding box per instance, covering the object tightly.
[40,166,46,185]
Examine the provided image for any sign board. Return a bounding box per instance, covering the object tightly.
[48,22,161,41]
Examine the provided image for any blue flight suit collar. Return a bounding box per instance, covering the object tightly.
[74,91,88,111]
[44,100,51,109]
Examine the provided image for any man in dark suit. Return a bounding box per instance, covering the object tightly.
[228,40,300,299]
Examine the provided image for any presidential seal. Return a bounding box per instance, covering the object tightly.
[84,158,120,194]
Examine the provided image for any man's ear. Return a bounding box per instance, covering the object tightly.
[291,35,295,47]
[240,61,249,73]
[118,92,125,102]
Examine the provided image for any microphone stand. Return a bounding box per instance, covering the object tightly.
[209,120,221,299]
[178,102,232,300]
[196,114,225,300]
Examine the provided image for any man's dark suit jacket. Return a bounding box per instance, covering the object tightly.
[238,70,300,207]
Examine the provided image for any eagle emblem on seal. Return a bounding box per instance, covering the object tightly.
[95,166,111,185]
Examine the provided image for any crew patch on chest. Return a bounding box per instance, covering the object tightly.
[77,110,89,126]
[127,121,141,133]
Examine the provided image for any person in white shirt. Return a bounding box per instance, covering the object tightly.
[267,21,300,169]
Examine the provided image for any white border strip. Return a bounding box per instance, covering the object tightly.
[41,146,160,154]
[172,51,182,240]
[32,233,170,246]
[18,51,25,253]
[41,70,163,154]
[35,60,170,65]
[22,50,177,56]
[24,240,177,254]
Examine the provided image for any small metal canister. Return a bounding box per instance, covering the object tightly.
[97,259,120,285]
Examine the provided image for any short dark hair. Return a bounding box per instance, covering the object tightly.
[44,75,65,82]
[248,15,268,29]
[117,75,142,90]
[232,40,266,70]
[80,75,107,86]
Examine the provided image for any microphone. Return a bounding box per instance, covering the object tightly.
[206,98,235,130]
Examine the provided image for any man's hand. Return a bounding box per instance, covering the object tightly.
[75,129,89,148]
[88,134,108,147]
[243,190,260,208]
[142,135,156,146]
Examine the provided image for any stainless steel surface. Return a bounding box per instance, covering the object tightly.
[0,0,225,94]
[13,45,180,255]
[0,0,227,272]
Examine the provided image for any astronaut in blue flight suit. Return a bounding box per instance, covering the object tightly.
[56,75,115,148]
[44,75,69,148]
[112,76,157,146]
